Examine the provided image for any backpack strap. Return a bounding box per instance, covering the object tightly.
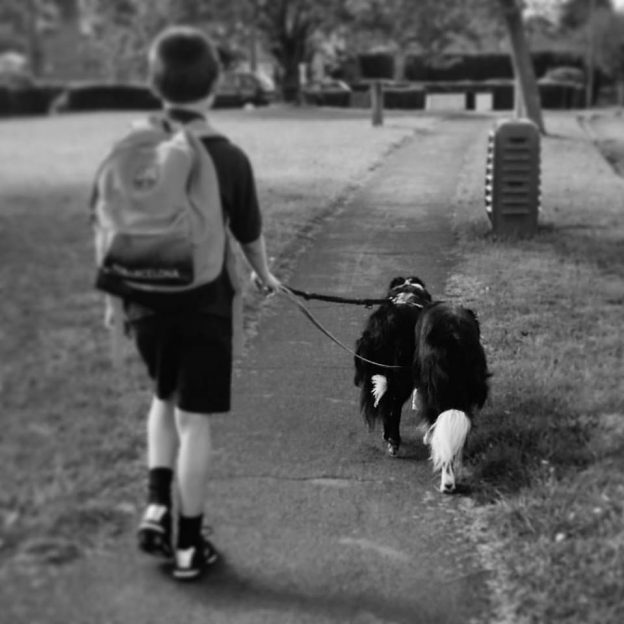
[164,108,222,139]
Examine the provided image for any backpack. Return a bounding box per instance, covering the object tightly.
[92,115,226,302]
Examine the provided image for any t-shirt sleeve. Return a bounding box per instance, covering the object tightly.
[228,150,263,244]
[206,138,263,245]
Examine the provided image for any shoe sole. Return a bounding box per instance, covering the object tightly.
[172,551,219,581]
[137,526,173,559]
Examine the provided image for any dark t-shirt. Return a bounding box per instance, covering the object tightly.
[99,110,263,320]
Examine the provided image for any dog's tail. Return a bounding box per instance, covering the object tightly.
[371,374,387,407]
[359,374,387,430]
[427,409,471,472]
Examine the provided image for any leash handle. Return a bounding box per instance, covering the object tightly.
[278,287,406,370]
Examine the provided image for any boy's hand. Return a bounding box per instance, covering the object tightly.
[251,271,282,296]
[104,295,122,330]
[104,297,116,329]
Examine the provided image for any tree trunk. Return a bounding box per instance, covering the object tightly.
[497,0,545,134]
[25,0,44,76]
[394,49,406,81]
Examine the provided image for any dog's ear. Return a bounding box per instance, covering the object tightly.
[464,308,481,331]
[465,308,478,321]
[389,276,405,290]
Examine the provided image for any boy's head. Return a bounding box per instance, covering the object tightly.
[148,26,220,105]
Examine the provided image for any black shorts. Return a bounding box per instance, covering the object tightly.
[132,313,232,413]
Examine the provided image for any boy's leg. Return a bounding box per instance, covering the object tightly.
[138,396,177,557]
[172,408,218,580]
[175,408,211,520]
[147,395,177,476]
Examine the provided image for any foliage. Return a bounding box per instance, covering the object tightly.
[80,0,172,81]
[344,0,500,57]
[559,0,613,30]
[590,8,624,83]
[0,0,69,73]
[257,0,350,99]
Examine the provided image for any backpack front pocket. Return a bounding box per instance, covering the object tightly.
[103,230,194,286]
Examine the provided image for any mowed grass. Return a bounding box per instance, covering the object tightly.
[449,113,624,623]
[0,106,432,567]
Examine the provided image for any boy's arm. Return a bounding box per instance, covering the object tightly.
[92,193,123,330]
[240,234,281,294]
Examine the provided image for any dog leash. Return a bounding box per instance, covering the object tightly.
[278,285,408,370]
[284,286,388,308]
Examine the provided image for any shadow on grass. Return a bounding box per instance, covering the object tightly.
[537,223,624,278]
[462,216,624,284]
[465,400,594,503]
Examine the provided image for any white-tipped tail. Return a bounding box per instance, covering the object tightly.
[411,388,418,411]
[428,410,471,472]
[371,375,387,407]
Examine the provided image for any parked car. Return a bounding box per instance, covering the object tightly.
[302,79,351,106]
[214,71,276,108]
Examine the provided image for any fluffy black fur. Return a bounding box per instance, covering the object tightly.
[412,301,490,425]
[354,276,432,454]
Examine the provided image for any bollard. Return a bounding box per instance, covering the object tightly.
[371,80,384,126]
[485,118,540,237]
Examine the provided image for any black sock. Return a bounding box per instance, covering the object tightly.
[147,467,173,508]
[177,514,203,549]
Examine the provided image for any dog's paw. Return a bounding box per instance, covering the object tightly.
[384,437,400,457]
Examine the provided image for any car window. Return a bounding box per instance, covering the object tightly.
[220,74,238,89]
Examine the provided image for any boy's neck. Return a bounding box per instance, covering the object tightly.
[163,96,213,116]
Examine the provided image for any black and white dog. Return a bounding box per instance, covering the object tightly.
[354,276,432,456]
[412,301,490,493]
[354,277,490,493]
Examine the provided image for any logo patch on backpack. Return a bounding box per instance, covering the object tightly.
[93,117,226,297]
[133,166,159,191]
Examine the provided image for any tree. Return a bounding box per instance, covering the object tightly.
[0,0,73,75]
[344,0,499,79]
[497,0,545,133]
[559,0,612,29]
[590,7,624,104]
[546,0,617,105]
[80,0,174,80]
[256,0,348,100]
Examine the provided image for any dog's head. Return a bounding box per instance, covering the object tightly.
[386,276,432,308]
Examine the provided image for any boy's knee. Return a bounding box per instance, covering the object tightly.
[150,395,175,417]
[175,409,212,435]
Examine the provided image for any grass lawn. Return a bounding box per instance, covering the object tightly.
[0,106,433,566]
[450,112,624,623]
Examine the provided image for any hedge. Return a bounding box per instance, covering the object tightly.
[538,79,584,109]
[308,79,582,111]
[0,86,11,116]
[404,51,587,82]
[52,83,161,112]
[0,84,65,116]
[358,53,395,80]
[10,84,65,116]
[384,87,426,109]
[303,91,351,107]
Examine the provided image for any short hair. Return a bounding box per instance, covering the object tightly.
[148,26,220,104]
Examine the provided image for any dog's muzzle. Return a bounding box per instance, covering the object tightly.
[391,291,424,307]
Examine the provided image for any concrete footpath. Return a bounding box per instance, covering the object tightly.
[7,116,496,624]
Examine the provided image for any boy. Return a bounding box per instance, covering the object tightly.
[101,26,281,581]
